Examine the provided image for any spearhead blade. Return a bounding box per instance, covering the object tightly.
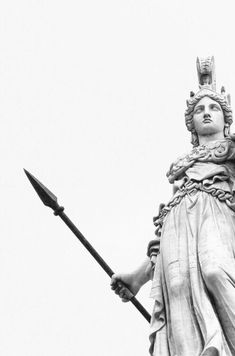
[24,169,59,211]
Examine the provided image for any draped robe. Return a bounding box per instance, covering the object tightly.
[149,139,235,356]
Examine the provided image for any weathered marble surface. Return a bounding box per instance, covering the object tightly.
[150,141,235,356]
[111,57,235,356]
[149,58,235,356]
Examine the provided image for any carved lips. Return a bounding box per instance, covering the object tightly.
[203,118,212,123]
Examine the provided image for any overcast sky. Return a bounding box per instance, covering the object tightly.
[1,1,235,355]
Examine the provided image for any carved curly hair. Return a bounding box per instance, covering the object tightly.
[185,90,233,147]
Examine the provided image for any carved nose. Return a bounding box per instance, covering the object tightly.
[203,113,211,119]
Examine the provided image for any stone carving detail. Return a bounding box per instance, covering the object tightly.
[148,58,235,356]
[197,56,216,90]
[112,57,235,356]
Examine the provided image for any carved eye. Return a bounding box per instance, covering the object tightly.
[210,104,220,111]
[194,107,203,114]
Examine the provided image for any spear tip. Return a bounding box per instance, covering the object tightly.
[23,168,31,179]
[24,168,59,211]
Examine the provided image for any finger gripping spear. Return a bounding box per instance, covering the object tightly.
[24,169,151,323]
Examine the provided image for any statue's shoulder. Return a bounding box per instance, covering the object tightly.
[166,145,208,183]
[167,139,235,183]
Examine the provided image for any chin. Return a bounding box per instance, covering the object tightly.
[198,130,215,136]
[199,127,221,135]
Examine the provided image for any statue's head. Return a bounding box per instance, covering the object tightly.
[185,57,233,146]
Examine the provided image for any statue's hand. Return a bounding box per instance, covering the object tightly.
[110,273,141,303]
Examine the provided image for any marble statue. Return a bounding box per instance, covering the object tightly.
[111,57,235,356]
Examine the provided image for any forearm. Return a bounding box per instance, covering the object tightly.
[132,257,152,287]
[111,257,153,301]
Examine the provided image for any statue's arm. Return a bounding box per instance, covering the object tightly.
[111,200,167,302]
[110,257,152,302]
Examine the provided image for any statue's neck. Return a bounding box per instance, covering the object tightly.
[198,133,225,146]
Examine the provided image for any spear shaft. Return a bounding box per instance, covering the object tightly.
[24,169,151,323]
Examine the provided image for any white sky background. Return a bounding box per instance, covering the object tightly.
[1,1,235,355]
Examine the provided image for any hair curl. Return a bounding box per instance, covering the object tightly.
[185,90,233,147]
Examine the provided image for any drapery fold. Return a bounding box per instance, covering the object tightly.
[150,191,235,355]
[149,147,235,355]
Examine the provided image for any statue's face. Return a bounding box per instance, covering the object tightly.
[193,96,224,138]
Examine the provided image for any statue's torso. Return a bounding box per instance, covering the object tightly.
[153,139,235,237]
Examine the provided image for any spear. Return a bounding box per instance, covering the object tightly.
[24,169,151,323]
